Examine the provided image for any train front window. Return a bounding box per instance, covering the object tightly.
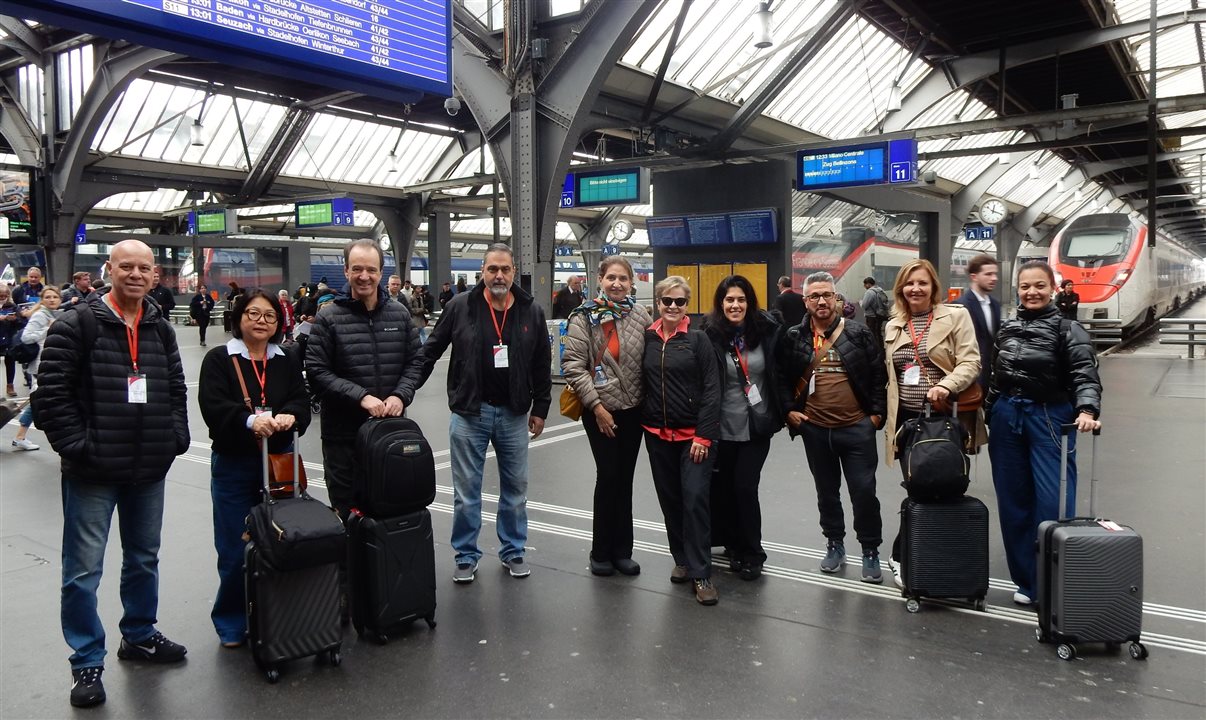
[1061,230,1129,260]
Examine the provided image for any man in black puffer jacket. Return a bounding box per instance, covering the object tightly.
[306,239,424,517]
[34,239,190,709]
[775,271,887,583]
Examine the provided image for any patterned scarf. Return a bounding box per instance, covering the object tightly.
[570,294,636,326]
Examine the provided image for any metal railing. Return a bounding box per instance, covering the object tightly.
[1158,317,1206,359]
[1078,318,1124,349]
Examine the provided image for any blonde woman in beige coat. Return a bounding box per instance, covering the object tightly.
[561,257,652,577]
[882,259,983,576]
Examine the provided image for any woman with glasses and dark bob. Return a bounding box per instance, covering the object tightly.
[641,276,723,605]
[701,275,786,580]
[561,257,652,578]
[198,289,310,648]
[882,259,983,585]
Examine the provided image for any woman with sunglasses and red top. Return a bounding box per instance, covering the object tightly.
[641,276,722,605]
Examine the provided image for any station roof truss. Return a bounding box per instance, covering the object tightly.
[0,0,1203,254]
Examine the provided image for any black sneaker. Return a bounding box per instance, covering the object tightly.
[70,666,106,708]
[117,631,188,663]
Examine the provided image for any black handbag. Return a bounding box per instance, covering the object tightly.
[7,342,38,364]
[897,403,970,500]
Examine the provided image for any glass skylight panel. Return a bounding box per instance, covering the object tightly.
[282,118,454,188]
[92,189,186,214]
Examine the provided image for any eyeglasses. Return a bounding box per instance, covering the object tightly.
[245,309,278,323]
[659,296,688,307]
[805,292,836,302]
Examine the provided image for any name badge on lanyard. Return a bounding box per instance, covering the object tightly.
[486,295,511,369]
[745,383,763,406]
[127,373,147,404]
[493,344,509,368]
[903,363,922,386]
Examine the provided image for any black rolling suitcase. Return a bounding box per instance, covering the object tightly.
[899,495,990,613]
[347,508,438,643]
[245,432,346,683]
[354,417,436,516]
[1036,427,1147,661]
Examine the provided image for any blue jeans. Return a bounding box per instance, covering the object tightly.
[210,452,262,643]
[449,405,530,564]
[988,397,1077,597]
[18,401,32,428]
[61,477,166,669]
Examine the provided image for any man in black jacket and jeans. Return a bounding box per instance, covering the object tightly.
[776,271,887,584]
[416,243,552,584]
[34,239,190,709]
[306,239,425,518]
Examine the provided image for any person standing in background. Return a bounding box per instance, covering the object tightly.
[0,284,21,397]
[860,277,890,343]
[438,281,454,309]
[148,270,175,316]
[552,276,585,320]
[61,272,93,306]
[954,254,1001,391]
[189,284,216,347]
[1055,279,1080,320]
[772,276,806,329]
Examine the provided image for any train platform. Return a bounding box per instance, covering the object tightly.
[2,326,1204,719]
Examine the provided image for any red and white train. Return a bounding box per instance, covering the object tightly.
[1049,213,1206,331]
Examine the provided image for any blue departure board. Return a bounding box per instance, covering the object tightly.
[684,214,731,245]
[11,0,451,99]
[796,138,917,192]
[647,209,778,247]
[727,209,777,245]
[646,216,690,247]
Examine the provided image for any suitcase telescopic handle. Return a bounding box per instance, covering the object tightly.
[1058,424,1100,519]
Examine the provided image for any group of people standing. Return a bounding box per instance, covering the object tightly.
[563,253,1102,609]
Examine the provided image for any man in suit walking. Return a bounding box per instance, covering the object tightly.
[772,276,806,328]
[954,254,1000,390]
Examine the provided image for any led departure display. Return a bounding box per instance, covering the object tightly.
[796,138,917,192]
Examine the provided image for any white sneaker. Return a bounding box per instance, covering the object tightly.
[11,438,39,451]
[1013,591,1034,605]
[889,558,904,589]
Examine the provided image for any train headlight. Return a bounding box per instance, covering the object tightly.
[1112,268,1131,285]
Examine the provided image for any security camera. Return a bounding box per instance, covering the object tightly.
[444,97,461,116]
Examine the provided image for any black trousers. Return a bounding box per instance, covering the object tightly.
[865,316,885,343]
[321,438,356,519]
[197,313,210,344]
[712,435,772,566]
[645,433,713,579]
[800,417,883,551]
[582,406,643,561]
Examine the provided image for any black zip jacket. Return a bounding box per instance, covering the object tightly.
[35,295,189,484]
[640,322,721,441]
[703,310,786,438]
[775,315,887,429]
[305,287,424,439]
[987,303,1101,417]
[199,344,311,456]
[416,282,552,419]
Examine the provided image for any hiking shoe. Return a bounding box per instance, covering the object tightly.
[612,558,641,576]
[861,549,883,584]
[503,557,531,578]
[820,541,845,573]
[452,561,477,584]
[693,578,719,605]
[117,631,187,663]
[70,667,105,708]
[11,438,39,451]
[669,565,689,584]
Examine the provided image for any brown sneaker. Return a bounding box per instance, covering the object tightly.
[693,578,718,605]
[670,565,689,584]
[5,384,15,397]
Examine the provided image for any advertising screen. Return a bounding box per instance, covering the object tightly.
[0,168,34,241]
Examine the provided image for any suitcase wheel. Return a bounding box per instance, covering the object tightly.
[265,667,281,684]
[329,649,343,667]
[1056,643,1077,661]
[425,615,437,629]
[905,598,921,614]
[973,598,987,612]
[1034,626,1045,643]
[1128,642,1149,661]
[374,633,389,646]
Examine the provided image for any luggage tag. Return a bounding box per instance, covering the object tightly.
[493,344,509,368]
[902,364,921,386]
[127,373,147,404]
[745,383,763,407]
[593,365,609,387]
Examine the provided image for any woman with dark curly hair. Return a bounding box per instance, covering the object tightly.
[702,275,785,580]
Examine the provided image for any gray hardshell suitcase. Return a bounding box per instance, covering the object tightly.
[1035,427,1148,661]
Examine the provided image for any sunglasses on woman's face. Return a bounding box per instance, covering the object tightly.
[659,296,688,307]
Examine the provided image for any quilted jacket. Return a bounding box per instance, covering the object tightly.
[640,319,721,441]
[561,302,652,413]
[306,287,424,439]
[987,303,1100,416]
[34,295,189,485]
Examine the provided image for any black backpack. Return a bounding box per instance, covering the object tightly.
[897,407,970,500]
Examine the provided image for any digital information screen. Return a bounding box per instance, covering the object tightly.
[11,0,451,99]
[296,197,355,227]
[192,208,237,234]
[574,168,649,208]
[647,208,778,248]
[796,138,917,192]
[0,168,34,241]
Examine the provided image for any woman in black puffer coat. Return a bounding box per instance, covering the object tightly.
[987,260,1102,607]
[702,276,785,581]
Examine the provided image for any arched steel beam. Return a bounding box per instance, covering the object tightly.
[0,86,40,165]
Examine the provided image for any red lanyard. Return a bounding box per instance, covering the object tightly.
[249,355,268,406]
[107,295,143,373]
[732,343,751,386]
[483,293,510,344]
[907,311,934,365]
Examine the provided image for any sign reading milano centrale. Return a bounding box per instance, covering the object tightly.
[9,0,452,99]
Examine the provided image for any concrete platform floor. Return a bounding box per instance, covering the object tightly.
[2,326,1203,719]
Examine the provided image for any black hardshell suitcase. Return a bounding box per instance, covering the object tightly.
[900,495,990,613]
[245,432,343,683]
[353,417,436,517]
[1036,427,1147,661]
[347,508,438,643]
